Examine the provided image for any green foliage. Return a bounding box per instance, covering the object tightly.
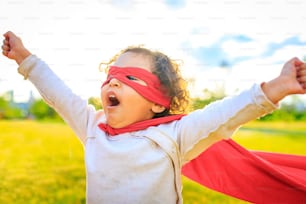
[0,121,85,204]
[29,99,62,121]
[260,109,296,121]
[0,96,25,119]
[259,101,306,121]
[233,121,306,154]
[29,99,49,119]
[191,89,225,110]
[2,106,25,119]
[190,93,306,121]
[88,97,102,110]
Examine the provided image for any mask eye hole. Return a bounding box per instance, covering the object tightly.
[127,75,137,81]
[126,75,147,86]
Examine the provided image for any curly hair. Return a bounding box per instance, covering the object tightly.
[100,46,190,116]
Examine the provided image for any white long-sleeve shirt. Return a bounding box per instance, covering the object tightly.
[18,55,277,204]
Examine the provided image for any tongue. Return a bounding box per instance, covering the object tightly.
[110,97,119,106]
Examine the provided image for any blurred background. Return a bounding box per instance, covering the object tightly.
[1,0,306,101]
[0,0,306,203]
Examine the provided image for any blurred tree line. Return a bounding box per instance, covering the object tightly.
[191,89,306,121]
[0,95,103,121]
[0,96,62,121]
[0,96,24,119]
[0,92,305,121]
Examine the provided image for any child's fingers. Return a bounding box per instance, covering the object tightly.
[1,44,7,50]
[301,82,306,94]
[2,50,8,56]
[1,38,10,56]
[3,31,14,40]
[297,75,306,83]
[299,63,306,70]
[293,57,304,66]
[296,64,306,87]
[297,63,306,75]
[3,39,9,46]
[297,76,306,91]
[3,31,18,48]
[2,47,9,56]
[287,57,304,67]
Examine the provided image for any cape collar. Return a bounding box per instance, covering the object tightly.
[98,114,185,136]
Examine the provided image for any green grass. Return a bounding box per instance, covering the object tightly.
[0,120,85,204]
[0,120,305,203]
[234,121,306,155]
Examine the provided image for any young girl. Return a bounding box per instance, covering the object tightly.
[2,31,306,203]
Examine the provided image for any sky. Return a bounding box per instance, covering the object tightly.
[1,0,306,102]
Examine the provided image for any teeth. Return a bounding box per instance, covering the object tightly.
[108,94,119,106]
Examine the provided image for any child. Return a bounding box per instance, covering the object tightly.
[2,31,306,203]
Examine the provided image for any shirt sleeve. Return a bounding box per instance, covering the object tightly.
[18,55,97,143]
[177,84,278,164]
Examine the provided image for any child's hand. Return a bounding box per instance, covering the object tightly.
[2,31,31,65]
[297,62,306,92]
[262,57,306,104]
[279,57,306,95]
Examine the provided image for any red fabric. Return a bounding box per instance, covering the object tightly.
[98,116,306,203]
[98,114,184,136]
[102,66,171,108]
[98,114,184,135]
[182,139,306,203]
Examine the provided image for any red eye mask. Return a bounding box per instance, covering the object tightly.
[102,66,171,108]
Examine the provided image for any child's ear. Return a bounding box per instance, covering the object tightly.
[151,104,166,113]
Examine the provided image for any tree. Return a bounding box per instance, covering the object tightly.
[0,96,24,119]
[88,97,102,110]
[29,99,61,121]
[191,89,225,110]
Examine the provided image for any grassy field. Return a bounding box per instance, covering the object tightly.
[0,120,305,203]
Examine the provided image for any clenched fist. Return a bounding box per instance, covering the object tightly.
[2,31,31,65]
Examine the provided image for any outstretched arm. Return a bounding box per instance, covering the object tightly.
[179,58,306,162]
[2,31,96,143]
[262,57,306,104]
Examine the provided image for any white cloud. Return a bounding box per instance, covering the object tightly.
[221,40,266,58]
[1,0,306,101]
[269,45,306,61]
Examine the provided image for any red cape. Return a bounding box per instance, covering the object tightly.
[182,139,306,203]
[99,117,306,203]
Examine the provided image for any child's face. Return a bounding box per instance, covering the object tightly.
[101,52,164,128]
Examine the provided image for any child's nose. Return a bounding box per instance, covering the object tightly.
[109,78,121,87]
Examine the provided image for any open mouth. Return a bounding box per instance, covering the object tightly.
[108,95,120,106]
